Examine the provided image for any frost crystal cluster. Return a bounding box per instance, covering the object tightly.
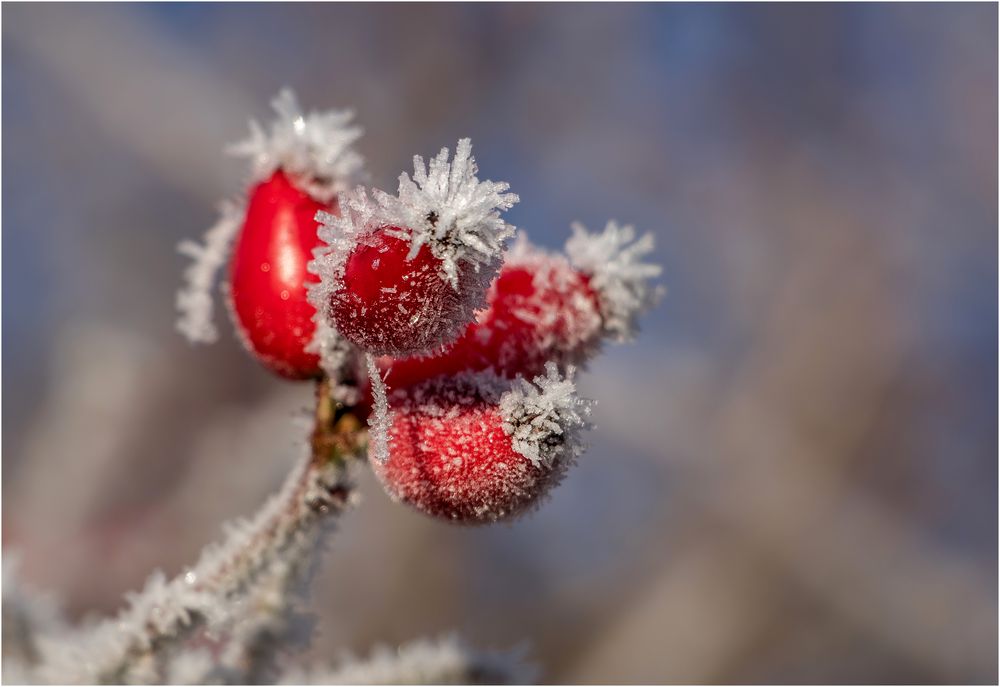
[500,363,592,469]
[565,220,664,340]
[228,88,365,202]
[6,89,664,684]
[175,201,243,345]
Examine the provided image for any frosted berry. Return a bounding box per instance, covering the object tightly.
[379,222,661,390]
[328,227,489,357]
[311,138,518,360]
[379,244,602,389]
[371,365,591,523]
[176,89,364,382]
[228,171,331,379]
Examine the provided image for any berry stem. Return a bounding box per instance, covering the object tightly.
[311,375,364,469]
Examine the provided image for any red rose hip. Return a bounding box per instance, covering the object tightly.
[311,139,518,359]
[379,240,603,389]
[329,227,495,357]
[176,89,364,381]
[370,365,591,523]
[378,223,662,390]
[228,171,331,379]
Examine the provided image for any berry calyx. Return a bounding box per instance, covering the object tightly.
[310,139,517,360]
[229,170,333,379]
[370,364,591,523]
[565,220,664,341]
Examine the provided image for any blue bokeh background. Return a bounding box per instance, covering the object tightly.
[3,4,996,683]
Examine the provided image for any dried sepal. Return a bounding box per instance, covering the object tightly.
[379,138,519,288]
[565,220,663,341]
[228,88,365,203]
[499,362,591,468]
[176,200,244,344]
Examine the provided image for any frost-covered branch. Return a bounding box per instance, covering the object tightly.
[29,380,365,685]
[206,503,331,684]
[279,635,538,685]
[2,555,71,683]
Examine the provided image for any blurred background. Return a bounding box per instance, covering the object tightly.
[2,3,997,684]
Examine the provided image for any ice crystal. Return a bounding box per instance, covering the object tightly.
[32,449,356,684]
[565,220,663,340]
[176,200,243,344]
[205,512,329,684]
[229,88,365,203]
[499,362,593,468]
[280,635,537,685]
[307,191,374,375]
[2,554,69,682]
[307,317,360,404]
[313,138,518,291]
[366,353,391,464]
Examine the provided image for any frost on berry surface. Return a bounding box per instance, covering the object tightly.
[176,200,244,344]
[565,220,664,340]
[379,235,606,389]
[309,138,518,357]
[372,366,591,523]
[229,88,365,203]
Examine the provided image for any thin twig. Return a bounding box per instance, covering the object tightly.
[36,377,366,684]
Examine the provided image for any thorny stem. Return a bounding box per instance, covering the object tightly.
[87,376,366,684]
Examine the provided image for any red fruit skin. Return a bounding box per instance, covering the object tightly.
[229,170,334,379]
[330,228,490,357]
[380,254,603,390]
[372,380,555,523]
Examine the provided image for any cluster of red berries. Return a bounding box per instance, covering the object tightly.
[178,90,661,524]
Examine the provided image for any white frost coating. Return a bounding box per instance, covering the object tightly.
[306,193,374,377]
[33,450,356,684]
[280,635,537,685]
[313,138,518,290]
[366,353,391,464]
[2,553,70,683]
[499,363,593,468]
[308,317,360,405]
[565,220,664,341]
[164,649,215,685]
[176,200,243,344]
[228,88,365,203]
[307,140,515,362]
[386,138,518,287]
